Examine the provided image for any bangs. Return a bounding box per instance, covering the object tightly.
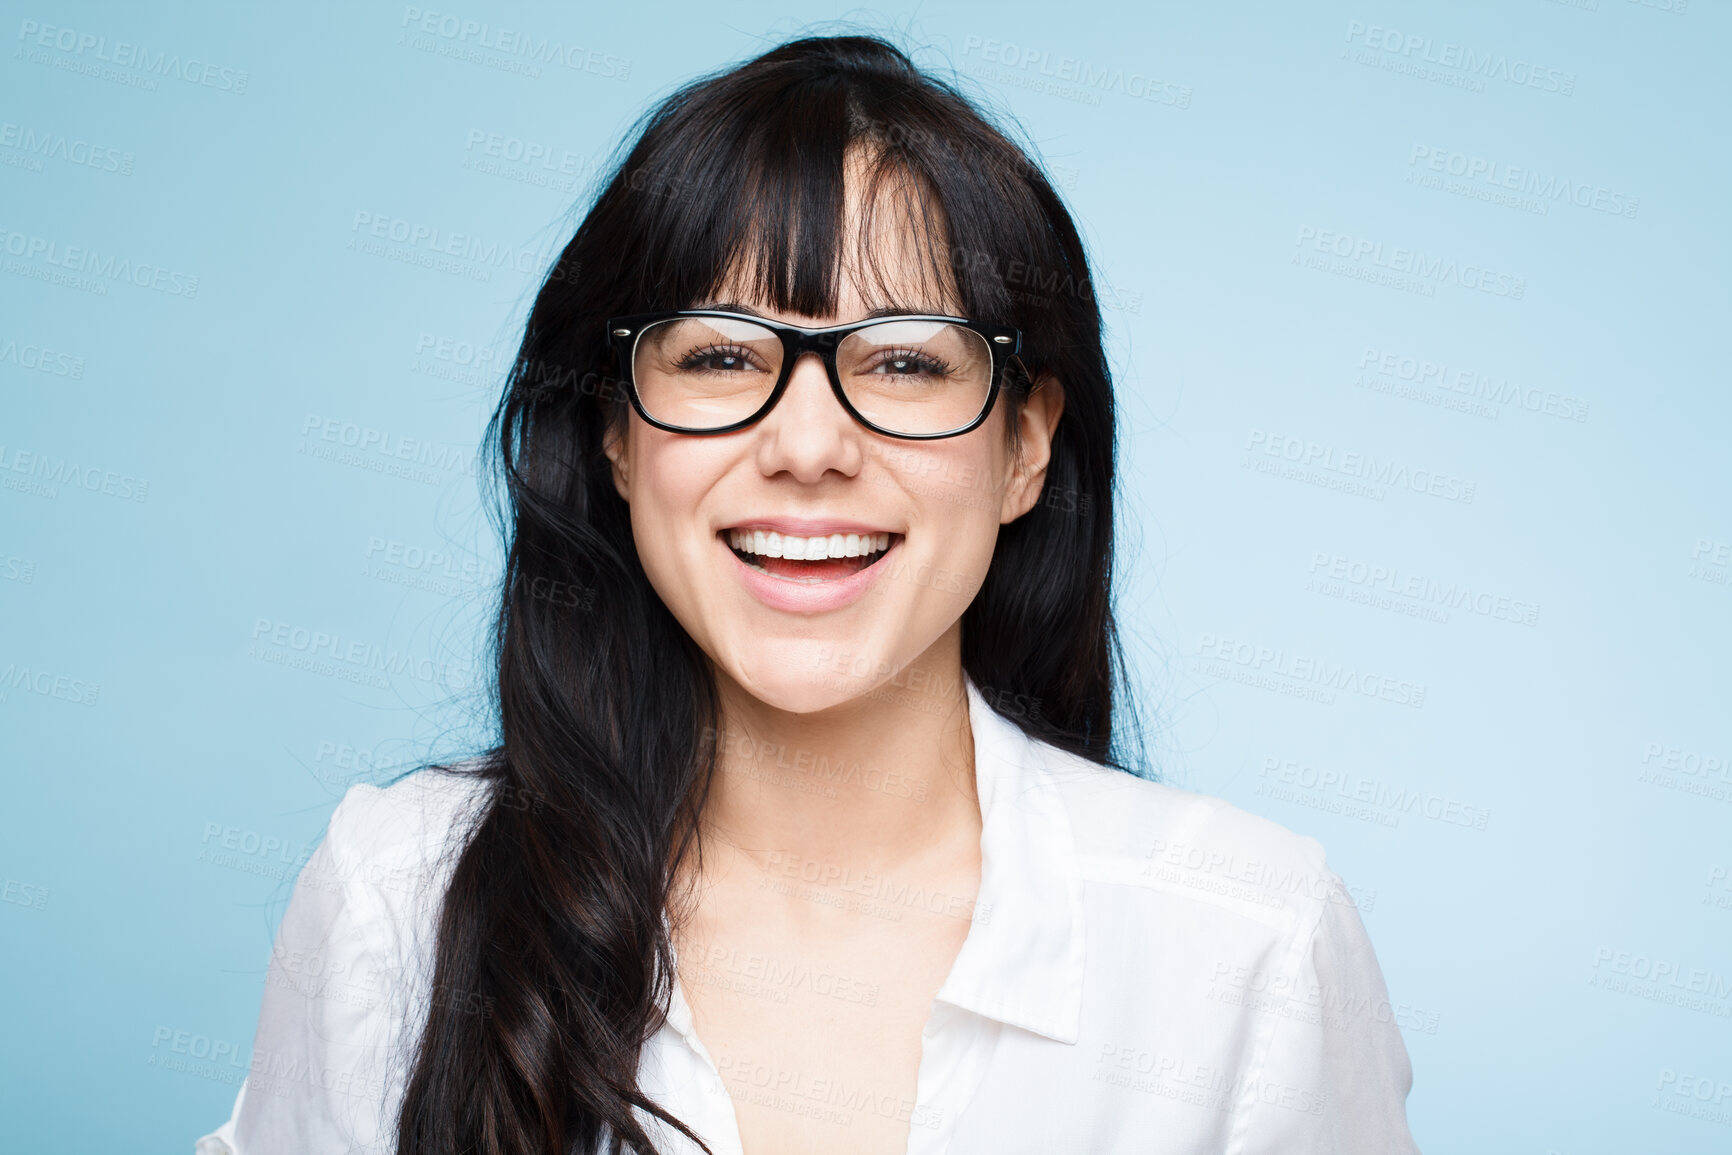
[605,58,1046,329]
[712,148,964,318]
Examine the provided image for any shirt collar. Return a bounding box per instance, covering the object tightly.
[660,676,1088,1048]
[935,674,1086,1044]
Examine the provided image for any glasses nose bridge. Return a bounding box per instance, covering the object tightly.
[782,327,842,366]
[775,332,848,427]
[776,329,848,411]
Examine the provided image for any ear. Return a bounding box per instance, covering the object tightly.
[601,414,631,501]
[999,373,1066,525]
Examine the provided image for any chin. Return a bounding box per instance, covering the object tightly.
[725,637,897,715]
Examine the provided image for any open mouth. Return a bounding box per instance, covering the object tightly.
[723,528,901,584]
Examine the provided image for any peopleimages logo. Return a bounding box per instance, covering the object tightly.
[0,661,100,706]
[1356,347,1589,423]
[0,121,133,175]
[0,227,199,297]
[1244,429,1477,505]
[348,211,561,281]
[1307,551,1540,627]
[1589,946,1732,1016]
[0,443,150,502]
[0,337,85,379]
[960,35,1192,108]
[299,413,475,486]
[1407,145,1638,219]
[15,19,249,93]
[1257,757,1493,831]
[247,618,473,690]
[1343,20,1576,96]
[1294,227,1525,300]
[1192,632,1428,709]
[398,7,631,80]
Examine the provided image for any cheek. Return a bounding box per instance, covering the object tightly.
[878,442,1009,594]
[626,432,726,586]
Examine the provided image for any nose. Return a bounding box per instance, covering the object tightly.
[752,351,863,482]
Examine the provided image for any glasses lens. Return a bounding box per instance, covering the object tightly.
[837,320,993,436]
[632,316,783,429]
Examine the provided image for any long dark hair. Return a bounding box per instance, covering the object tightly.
[396,33,1135,1155]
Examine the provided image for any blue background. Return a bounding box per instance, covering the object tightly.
[2,1,1728,1151]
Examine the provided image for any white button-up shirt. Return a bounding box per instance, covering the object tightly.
[198,678,1419,1154]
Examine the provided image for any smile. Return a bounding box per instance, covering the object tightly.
[721,527,901,584]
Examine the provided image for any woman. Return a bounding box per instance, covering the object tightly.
[199,34,1419,1155]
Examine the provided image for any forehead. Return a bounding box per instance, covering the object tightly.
[707,148,965,324]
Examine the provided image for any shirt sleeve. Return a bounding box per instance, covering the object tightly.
[1237,875,1422,1154]
[194,788,412,1155]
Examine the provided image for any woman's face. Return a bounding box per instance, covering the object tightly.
[602,208,1063,716]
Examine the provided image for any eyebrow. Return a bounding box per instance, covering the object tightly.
[690,300,956,321]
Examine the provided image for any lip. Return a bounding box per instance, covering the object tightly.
[720,526,903,614]
[720,516,899,537]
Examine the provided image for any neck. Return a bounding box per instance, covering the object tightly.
[697,626,982,882]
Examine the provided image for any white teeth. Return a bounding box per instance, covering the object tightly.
[727,528,895,560]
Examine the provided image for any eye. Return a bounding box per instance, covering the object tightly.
[869,349,955,377]
[674,344,765,373]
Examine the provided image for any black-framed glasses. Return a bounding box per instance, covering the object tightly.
[606,310,1022,440]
